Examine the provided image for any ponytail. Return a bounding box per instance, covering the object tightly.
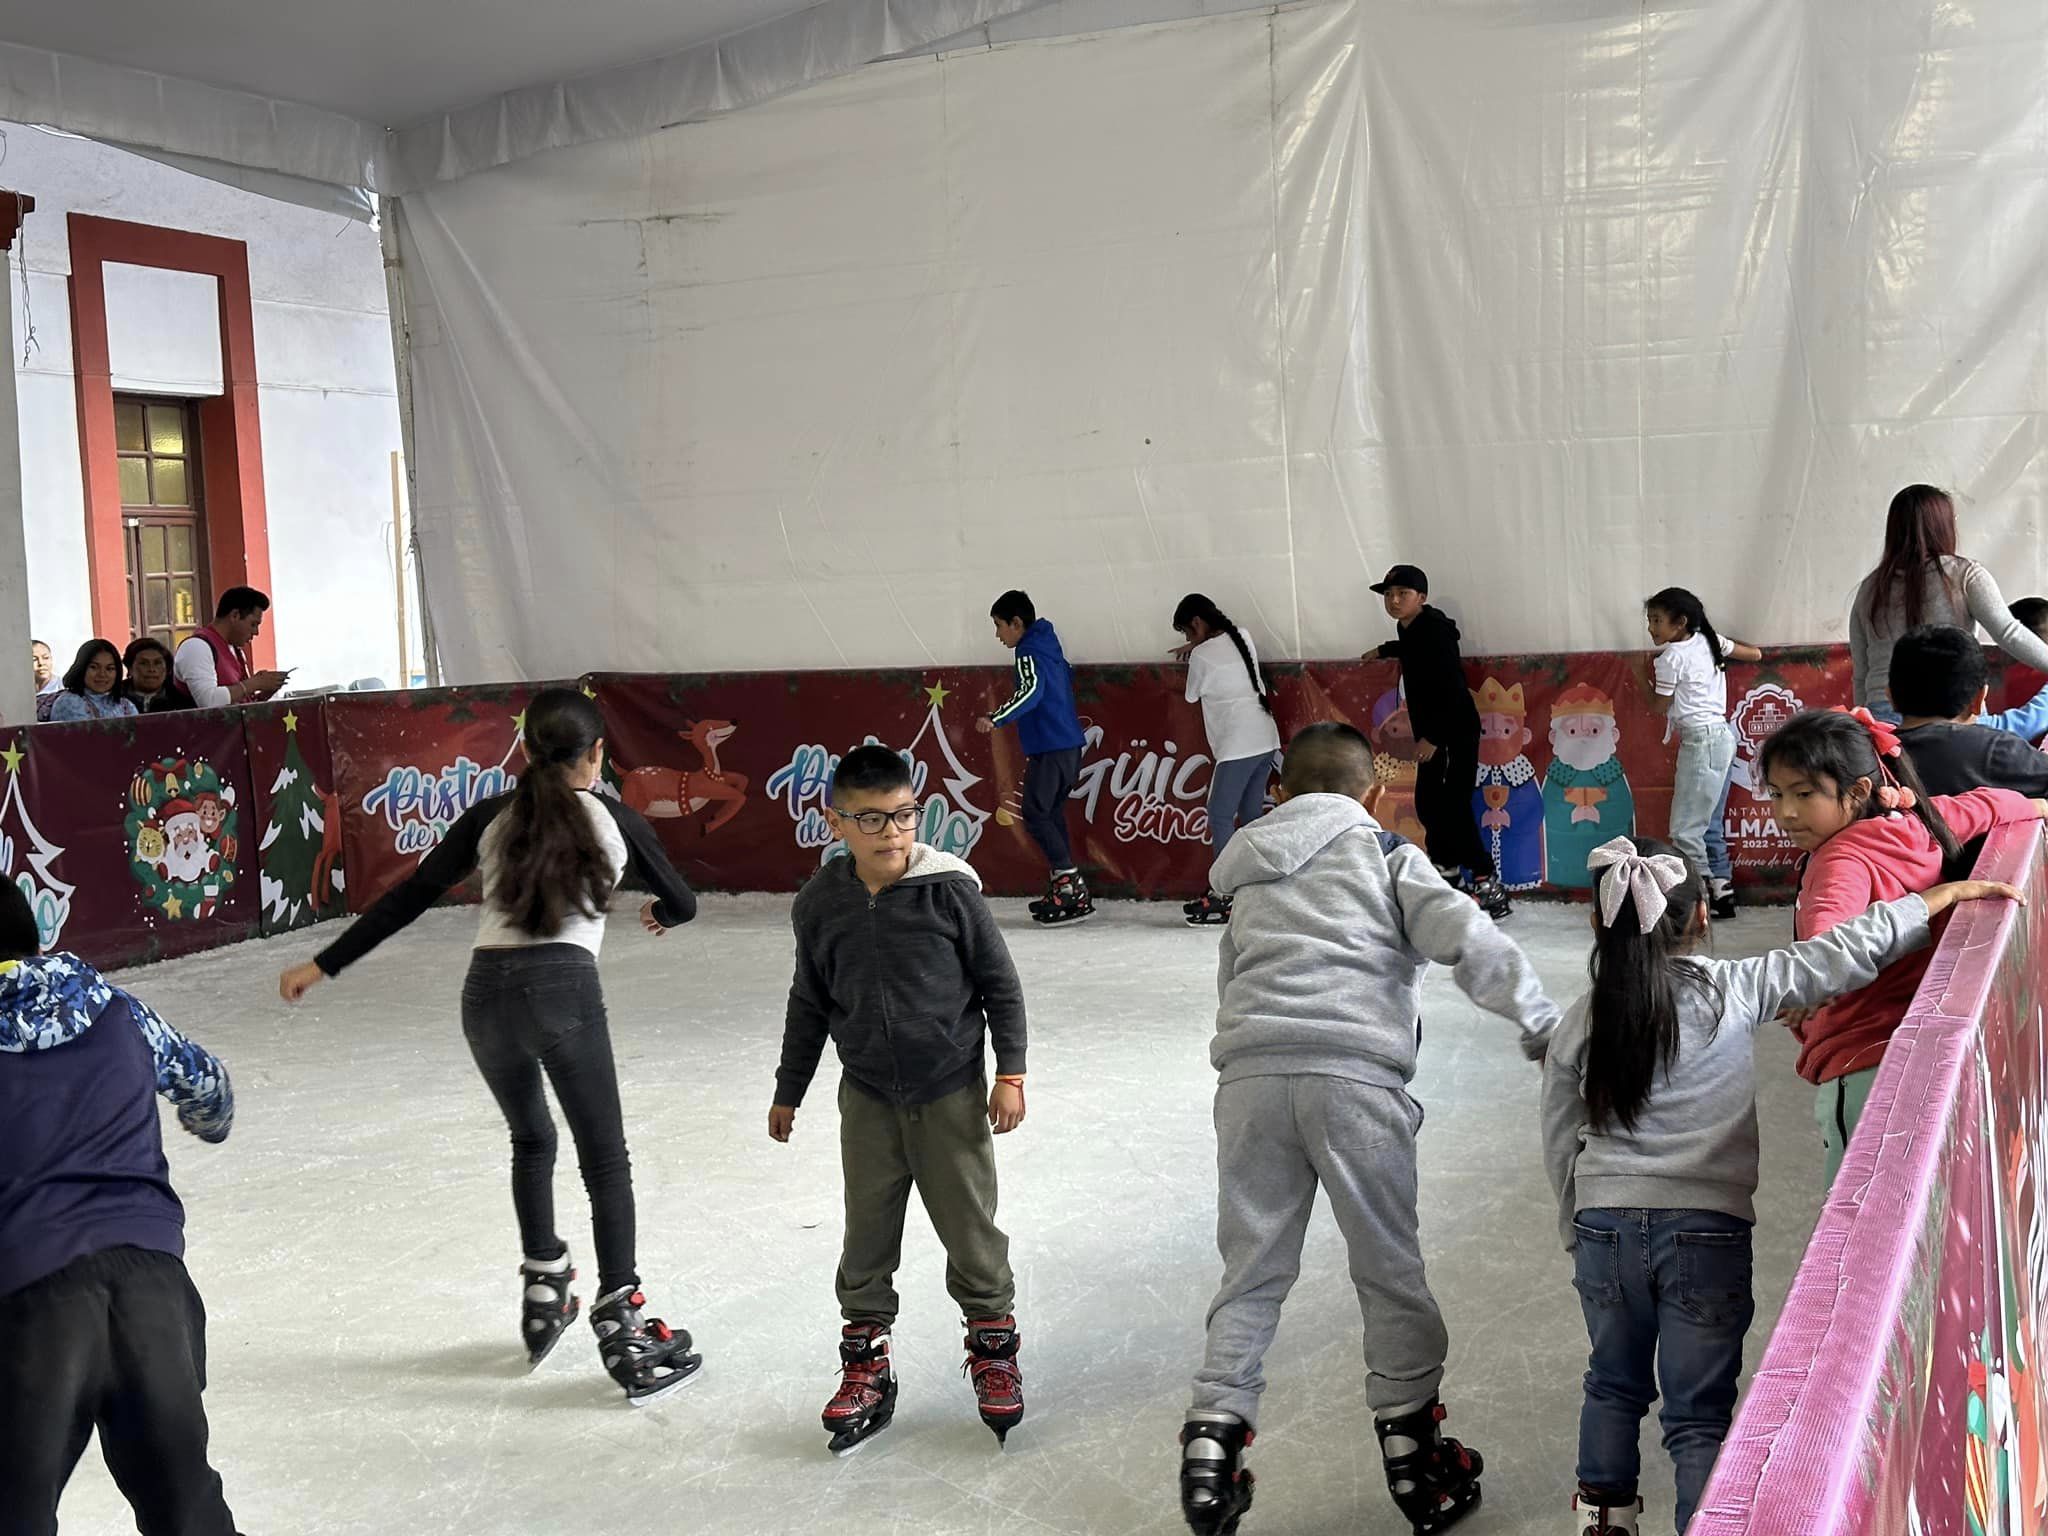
[1583,837,1718,1134]
[1758,709,1964,873]
[1173,593,1273,716]
[494,688,616,938]
[1645,587,1728,672]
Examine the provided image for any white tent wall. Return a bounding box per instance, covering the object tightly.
[394,0,2048,682]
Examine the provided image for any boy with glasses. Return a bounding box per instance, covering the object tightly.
[768,744,1031,1453]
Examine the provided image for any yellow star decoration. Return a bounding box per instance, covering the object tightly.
[925,682,950,709]
[580,684,597,700]
[164,895,184,920]
[513,710,527,735]
[0,742,21,775]
[282,710,300,734]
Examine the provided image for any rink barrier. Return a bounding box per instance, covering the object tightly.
[7,643,2039,970]
[1693,818,2048,1535]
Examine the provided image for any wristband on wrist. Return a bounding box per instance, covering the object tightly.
[995,1074,1025,1085]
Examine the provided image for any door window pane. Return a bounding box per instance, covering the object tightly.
[146,405,186,456]
[152,459,189,506]
[173,581,199,629]
[145,581,170,628]
[115,401,146,452]
[118,458,149,504]
[141,524,166,573]
[168,524,194,571]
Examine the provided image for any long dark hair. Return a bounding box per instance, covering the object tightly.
[1644,587,1728,672]
[493,688,615,938]
[1584,837,1717,1134]
[1758,710,1963,871]
[1173,594,1272,716]
[1865,484,1961,631]
[61,639,122,695]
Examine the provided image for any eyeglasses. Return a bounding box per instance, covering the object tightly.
[835,804,923,835]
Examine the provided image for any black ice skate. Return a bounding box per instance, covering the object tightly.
[1184,891,1232,927]
[823,1323,897,1455]
[1572,1488,1643,1534]
[1375,1398,1484,1534]
[590,1286,702,1406]
[962,1316,1023,1444]
[1468,877,1513,922]
[520,1255,580,1369]
[1032,871,1094,926]
[1179,1411,1255,1535]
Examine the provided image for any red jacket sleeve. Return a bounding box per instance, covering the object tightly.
[1931,788,2040,841]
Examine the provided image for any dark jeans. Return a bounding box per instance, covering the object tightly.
[1021,748,1083,872]
[1413,735,1492,880]
[1572,1208,1755,1534]
[0,1246,240,1536]
[461,946,639,1295]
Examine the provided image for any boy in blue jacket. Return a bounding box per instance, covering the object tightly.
[0,881,241,1535]
[977,589,1093,925]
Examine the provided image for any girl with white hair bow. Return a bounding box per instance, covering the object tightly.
[1542,835,2018,1536]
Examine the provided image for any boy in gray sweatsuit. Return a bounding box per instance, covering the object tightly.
[1179,723,1560,1536]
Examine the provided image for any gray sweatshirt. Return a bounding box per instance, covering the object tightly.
[1851,555,2048,709]
[1541,894,1933,1248]
[1210,794,1559,1086]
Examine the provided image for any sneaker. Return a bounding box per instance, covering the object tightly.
[1709,879,1738,921]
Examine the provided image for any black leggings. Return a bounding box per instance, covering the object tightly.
[461,946,638,1295]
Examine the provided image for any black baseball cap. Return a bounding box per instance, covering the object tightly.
[1370,564,1429,595]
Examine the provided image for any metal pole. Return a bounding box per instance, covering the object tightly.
[377,195,441,685]
[391,450,409,688]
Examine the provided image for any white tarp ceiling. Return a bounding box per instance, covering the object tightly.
[0,0,1189,194]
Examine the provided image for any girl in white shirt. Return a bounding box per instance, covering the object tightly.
[1173,595,1284,926]
[1644,588,1763,920]
[278,688,704,1404]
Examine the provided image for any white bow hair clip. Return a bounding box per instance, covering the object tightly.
[1586,837,1689,935]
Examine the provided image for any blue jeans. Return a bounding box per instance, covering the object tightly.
[1207,752,1276,862]
[1702,764,1735,884]
[1669,721,1736,883]
[1572,1208,1755,1533]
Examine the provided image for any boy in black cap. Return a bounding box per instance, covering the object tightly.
[1365,565,1512,919]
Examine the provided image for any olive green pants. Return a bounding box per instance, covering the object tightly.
[835,1077,1015,1324]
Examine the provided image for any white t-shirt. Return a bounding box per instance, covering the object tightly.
[473,793,629,955]
[1186,633,1282,763]
[1654,633,1736,733]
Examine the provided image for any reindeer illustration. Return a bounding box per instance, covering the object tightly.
[621,720,749,832]
[313,787,345,908]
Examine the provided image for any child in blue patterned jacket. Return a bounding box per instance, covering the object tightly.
[0,878,241,1536]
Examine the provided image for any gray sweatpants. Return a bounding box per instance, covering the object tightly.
[1190,1074,1448,1424]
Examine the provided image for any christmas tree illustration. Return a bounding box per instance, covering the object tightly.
[0,740,74,948]
[257,712,345,931]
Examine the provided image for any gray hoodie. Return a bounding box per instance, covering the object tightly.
[1210,794,1559,1086]
[1541,894,1933,1248]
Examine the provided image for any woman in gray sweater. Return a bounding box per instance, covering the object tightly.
[1851,484,2048,717]
[1541,834,2017,1536]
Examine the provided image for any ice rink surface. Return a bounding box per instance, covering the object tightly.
[61,896,1826,1535]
